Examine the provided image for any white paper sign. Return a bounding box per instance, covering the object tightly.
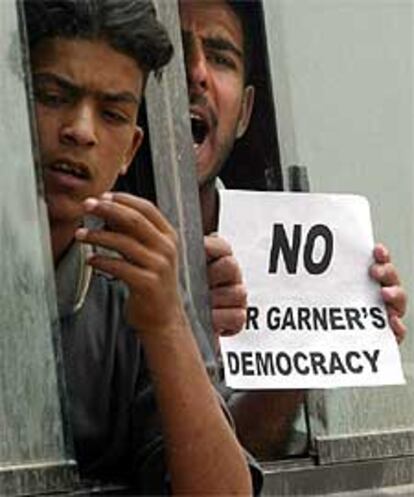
[218,191,405,389]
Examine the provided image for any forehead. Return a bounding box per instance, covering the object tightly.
[179,0,244,49]
[31,37,144,100]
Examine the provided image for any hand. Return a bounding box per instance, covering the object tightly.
[75,192,185,339]
[370,243,407,344]
[204,235,247,348]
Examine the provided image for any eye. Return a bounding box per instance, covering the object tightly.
[102,109,129,125]
[207,51,237,71]
[34,88,69,107]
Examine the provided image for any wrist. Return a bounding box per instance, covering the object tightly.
[136,302,189,345]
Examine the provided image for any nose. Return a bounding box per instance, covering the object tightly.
[185,38,210,95]
[60,102,98,147]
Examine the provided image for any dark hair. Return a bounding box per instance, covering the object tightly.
[227,0,258,84]
[23,0,173,74]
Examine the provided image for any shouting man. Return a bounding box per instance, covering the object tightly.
[178,0,407,459]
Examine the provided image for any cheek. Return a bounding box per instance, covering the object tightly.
[115,128,139,165]
[107,136,127,170]
[98,133,133,183]
[35,106,56,151]
[216,77,245,121]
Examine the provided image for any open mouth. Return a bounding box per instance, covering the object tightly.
[49,161,90,180]
[190,114,209,148]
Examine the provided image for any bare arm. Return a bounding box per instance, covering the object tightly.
[76,193,252,496]
[228,390,305,460]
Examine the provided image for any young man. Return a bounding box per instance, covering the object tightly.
[24,0,260,494]
[179,0,408,459]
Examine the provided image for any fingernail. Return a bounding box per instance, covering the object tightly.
[75,227,89,240]
[85,252,95,263]
[84,197,99,211]
[101,192,113,201]
[381,286,395,300]
[369,265,379,279]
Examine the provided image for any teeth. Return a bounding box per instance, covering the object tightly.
[59,163,73,173]
[53,162,84,177]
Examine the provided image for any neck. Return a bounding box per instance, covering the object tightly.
[49,219,79,265]
[199,182,219,235]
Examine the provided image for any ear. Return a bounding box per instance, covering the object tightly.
[236,85,255,139]
[120,125,144,176]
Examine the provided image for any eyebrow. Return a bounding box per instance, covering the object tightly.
[33,72,140,106]
[182,30,243,62]
[202,36,243,61]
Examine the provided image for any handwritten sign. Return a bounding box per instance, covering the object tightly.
[219,191,405,389]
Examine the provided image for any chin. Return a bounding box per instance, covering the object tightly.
[45,194,84,226]
[198,166,222,189]
[197,174,211,190]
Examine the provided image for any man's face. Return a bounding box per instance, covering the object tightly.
[180,0,254,189]
[31,38,144,224]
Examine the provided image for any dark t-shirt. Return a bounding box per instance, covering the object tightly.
[55,242,262,495]
[56,242,167,493]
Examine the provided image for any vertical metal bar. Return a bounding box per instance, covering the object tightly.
[262,0,301,173]
[144,0,217,374]
[0,1,78,494]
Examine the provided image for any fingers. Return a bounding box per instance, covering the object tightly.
[75,227,165,271]
[212,308,247,337]
[204,236,247,337]
[373,243,391,264]
[370,262,401,287]
[204,235,233,263]
[381,285,407,318]
[204,235,243,287]
[81,194,177,256]
[207,254,243,288]
[107,192,173,234]
[85,252,154,291]
[74,194,179,296]
[210,282,247,336]
[371,243,399,285]
[210,283,247,309]
[372,244,408,345]
[370,244,408,345]
[388,314,407,344]
[370,243,407,320]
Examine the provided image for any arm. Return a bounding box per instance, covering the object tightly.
[227,390,305,461]
[75,193,252,496]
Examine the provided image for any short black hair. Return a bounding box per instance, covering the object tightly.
[23,0,173,74]
[227,0,258,84]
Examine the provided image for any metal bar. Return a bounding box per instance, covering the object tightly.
[0,1,78,495]
[0,462,77,497]
[314,430,414,465]
[261,0,301,172]
[261,455,414,496]
[145,0,217,373]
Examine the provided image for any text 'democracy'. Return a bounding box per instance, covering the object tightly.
[219,191,405,389]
